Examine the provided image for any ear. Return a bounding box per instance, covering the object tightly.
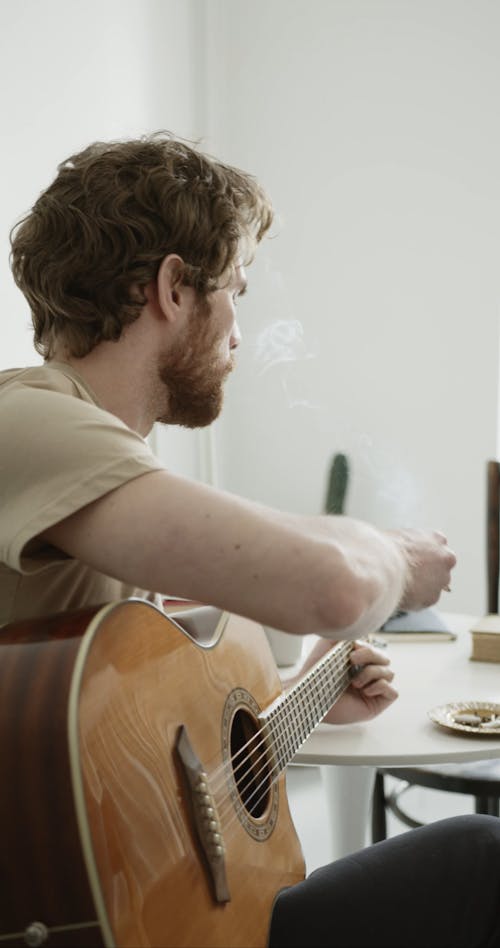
[156,254,192,323]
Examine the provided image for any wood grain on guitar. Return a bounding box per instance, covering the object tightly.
[0,599,353,947]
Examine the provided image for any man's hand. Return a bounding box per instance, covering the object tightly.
[324,641,398,724]
[389,528,457,611]
[291,637,397,725]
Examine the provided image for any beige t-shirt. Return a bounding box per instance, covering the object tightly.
[0,362,165,625]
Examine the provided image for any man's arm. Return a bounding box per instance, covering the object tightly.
[40,469,455,639]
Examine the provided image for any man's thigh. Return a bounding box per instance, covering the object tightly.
[269,815,500,948]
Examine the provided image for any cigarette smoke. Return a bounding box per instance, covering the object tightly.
[254,319,316,373]
[249,265,423,526]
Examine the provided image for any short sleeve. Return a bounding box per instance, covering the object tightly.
[0,385,164,573]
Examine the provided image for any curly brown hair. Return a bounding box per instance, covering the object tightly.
[10,132,274,358]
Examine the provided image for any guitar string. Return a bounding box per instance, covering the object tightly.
[211,641,353,786]
[211,648,354,826]
[208,643,353,805]
[207,642,353,795]
[191,643,354,838]
[214,662,353,831]
[213,668,354,839]
[218,660,352,808]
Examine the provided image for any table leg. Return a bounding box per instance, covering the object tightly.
[321,764,376,859]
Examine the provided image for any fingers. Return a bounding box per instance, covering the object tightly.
[350,642,390,667]
[443,544,457,572]
[349,643,398,698]
[434,532,457,580]
[351,665,398,701]
[433,530,448,544]
[434,530,454,551]
[350,661,395,690]
[363,679,399,701]
[435,543,456,598]
[396,527,457,610]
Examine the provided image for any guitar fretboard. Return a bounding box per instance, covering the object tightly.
[259,641,354,771]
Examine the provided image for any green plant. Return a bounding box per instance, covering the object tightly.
[325,452,349,514]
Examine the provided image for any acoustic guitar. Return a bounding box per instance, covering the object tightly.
[0,598,354,947]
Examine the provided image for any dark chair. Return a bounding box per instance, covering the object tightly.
[371,459,500,842]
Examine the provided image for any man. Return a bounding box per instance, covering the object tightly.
[1,133,499,947]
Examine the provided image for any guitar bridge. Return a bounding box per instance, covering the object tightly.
[176,725,231,904]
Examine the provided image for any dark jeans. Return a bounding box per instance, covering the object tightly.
[269,815,500,947]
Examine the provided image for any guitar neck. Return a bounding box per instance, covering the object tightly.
[260,640,354,772]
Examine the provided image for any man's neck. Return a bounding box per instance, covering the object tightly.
[49,327,161,437]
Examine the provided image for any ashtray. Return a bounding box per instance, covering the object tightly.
[428,701,500,735]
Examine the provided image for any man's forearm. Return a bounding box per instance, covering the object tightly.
[40,471,454,639]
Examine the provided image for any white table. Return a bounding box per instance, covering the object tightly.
[289,615,500,857]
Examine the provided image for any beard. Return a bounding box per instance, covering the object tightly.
[156,300,235,428]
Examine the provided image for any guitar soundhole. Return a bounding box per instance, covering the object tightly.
[222,688,279,840]
[230,708,269,818]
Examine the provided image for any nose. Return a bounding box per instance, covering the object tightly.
[230,321,241,350]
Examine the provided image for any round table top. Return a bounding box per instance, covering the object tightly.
[292,614,500,766]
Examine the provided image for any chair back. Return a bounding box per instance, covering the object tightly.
[487,459,500,613]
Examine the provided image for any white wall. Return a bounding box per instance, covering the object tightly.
[0,0,203,476]
[204,0,500,614]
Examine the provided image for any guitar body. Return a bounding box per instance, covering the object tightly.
[0,600,305,947]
